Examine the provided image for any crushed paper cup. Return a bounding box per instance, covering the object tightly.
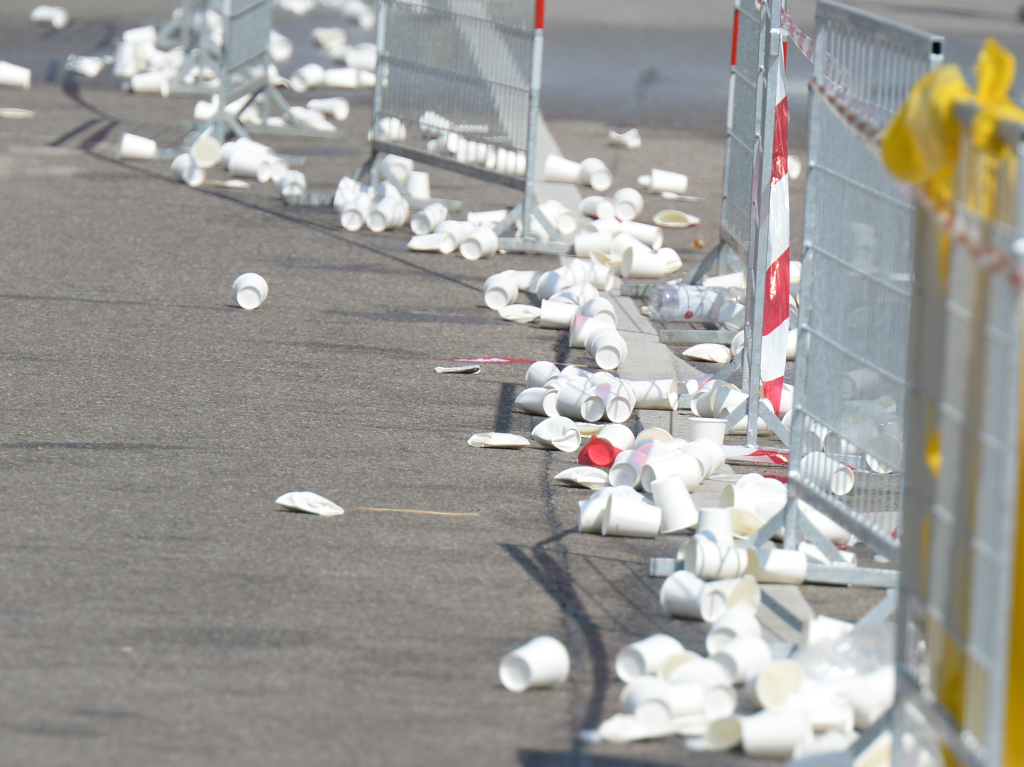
[498,305,541,323]
[554,466,609,489]
[532,417,582,452]
[275,491,344,516]
[435,364,481,374]
[683,344,732,364]
[653,210,700,228]
[468,432,530,449]
[608,128,641,149]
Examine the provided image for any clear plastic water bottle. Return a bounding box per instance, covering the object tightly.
[647,285,743,328]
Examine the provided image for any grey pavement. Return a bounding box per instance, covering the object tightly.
[0,0,999,763]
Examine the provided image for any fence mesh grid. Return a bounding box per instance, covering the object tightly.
[789,0,940,555]
[221,0,271,102]
[896,124,1024,767]
[376,0,533,162]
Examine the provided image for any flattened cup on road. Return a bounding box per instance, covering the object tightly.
[118,132,158,161]
[539,299,579,330]
[525,360,559,388]
[613,187,644,221]
[615,634,685,682]
[408,231,456,253]
[602,493,660,538]
[499,635,571,692]
[171,153,205,187]
[275,491,344,515]
[579,157,613,192]
[459,226,499,260]
[608,127,641,149]
[0,61,32,90]
[516,386,560,418]
[643,168,689,195]
[799,453,855,495]
[653,210,700,228]
[543,154,581,184]
[483,272,519,310]
[586,327,628,371]
[753,548,808,584]
[556,381,604,423]
[555,466,609,489]
[711,634,772,684]
[232,273,269,310]
[467,432,530,449]
[683,343,732,364]
[532,416,581,452]
[405,170,431,200]
[626,379,678,410]
[651,474,698,533]
[190,134,222,169]
[706,608,762,655]
[579,195,616,220]
[688,417,727,445]
[745,659,802,710]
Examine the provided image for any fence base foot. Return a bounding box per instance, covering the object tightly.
[804,563,898,588]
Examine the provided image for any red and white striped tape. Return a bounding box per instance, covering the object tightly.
[761,53,791,413]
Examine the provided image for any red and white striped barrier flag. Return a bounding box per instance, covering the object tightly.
[761,49,790,414]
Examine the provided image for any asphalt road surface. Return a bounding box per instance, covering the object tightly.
[0,0,1015,764]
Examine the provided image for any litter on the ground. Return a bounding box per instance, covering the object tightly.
[275,491,344,516]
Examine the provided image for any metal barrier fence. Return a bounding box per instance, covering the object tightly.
[367,0,569,253]
[159,0,221,95]
[893,107,1024,767]
[776,0,942,586]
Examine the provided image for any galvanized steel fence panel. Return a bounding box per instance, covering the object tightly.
[787,0,942,560]
[895,113,1024,767]
[221,0,272,103]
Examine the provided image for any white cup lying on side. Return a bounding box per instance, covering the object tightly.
[232,273,269,310]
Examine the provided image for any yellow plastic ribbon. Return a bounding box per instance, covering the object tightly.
[881,38,1024,207]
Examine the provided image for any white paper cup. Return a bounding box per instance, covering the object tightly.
[229,150,273,183]
[538,299,578,330]
[651,474,699,533]
[278,169,307,197]
[368,196,409,232]
[407,231,456,252]
[324,66,359,88]
[117,132,158,161]
[591,381,633,423]
[516,387,559,418]
[579,195,616,220]
[340,194,372,231]
[703,574,761,618]
[531,416,582,452]
[130,71,169,96]
[626,379,678,411]
[458,226,499,260]
[556,382,604,422]
[706,608,763,655]
[579,157,613,191]
[603,494,660,538]
[684,535,751,581]
[753,548,808,584]
[537,199,578,235]
[232,273,269,310]
[615,634,685,682]
[739,709,814,758]
[376,115,407,142]
[586,327,628,371]
[31,6,69,29]
[569,314,607,349]
[799,453,855,495]
[190,135,222,169]
[171,153,205,187]
[640,452,702,494]
[688,417,727,445]
[574,230,614,260]
[621,678,704,723]
[525,361,559,388]
[499,635,571,692]
[665,656,732,689]
[696,508,734,544]
[659,570,725,622]
[618,220,664,249]
[647,168,689,195]
[597,424,634,451]
[578,490,613,533]
[621,245,677,279]
[405,170,431,200]
[483,272,519,310]
[613,187,644,221]
[581,298,616,325]
[0,60,34,89]
[711,634,772,683]
[543,154,582,184]
[410,202,447,235]
[290,63,325,93]
[308,96,350,121]
[745,659,802,710]
[608,449,646,489]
